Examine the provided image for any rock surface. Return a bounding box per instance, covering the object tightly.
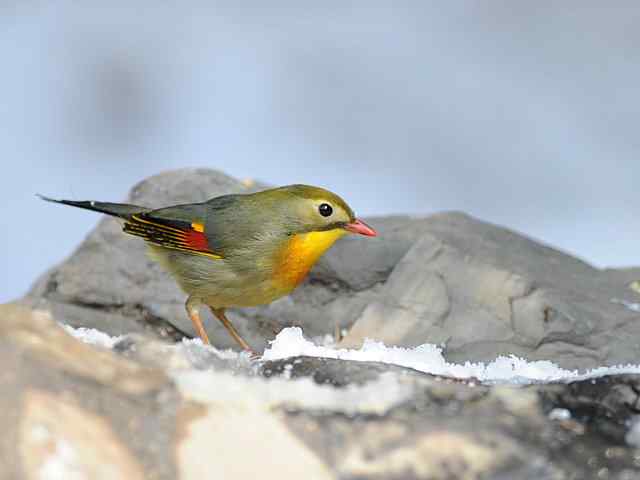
[11,168,640,479]
[24,168,640,369]
[342,215,640,370]
[2,303,640,479]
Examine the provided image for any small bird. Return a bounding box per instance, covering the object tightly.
[40,185,376,354]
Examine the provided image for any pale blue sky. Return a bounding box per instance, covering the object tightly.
[3,2,640,301]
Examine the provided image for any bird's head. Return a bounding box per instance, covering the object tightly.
[271,184,377,237]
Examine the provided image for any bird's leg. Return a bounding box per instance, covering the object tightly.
[209,307,255,355]
[185,296,210,345]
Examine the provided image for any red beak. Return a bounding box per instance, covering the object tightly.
[344,218,377,237]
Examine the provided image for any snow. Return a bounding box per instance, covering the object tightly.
[548,408,572,421]
[178,337,244,360]
[262,327,640,384]
[63,324,640,385]
[61,324,123,349]
[61,322,640,446]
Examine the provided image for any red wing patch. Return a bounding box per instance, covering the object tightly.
[123,215,222,259]
[183,228,210,251]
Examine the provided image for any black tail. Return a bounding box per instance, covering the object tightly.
[37,194,147,219]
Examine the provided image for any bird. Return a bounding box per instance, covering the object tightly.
[39,185,377,355]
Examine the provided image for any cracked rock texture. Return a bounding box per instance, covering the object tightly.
[2,304,640,479]
[23,168,640,369]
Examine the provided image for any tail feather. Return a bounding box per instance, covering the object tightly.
[37,194,147,219]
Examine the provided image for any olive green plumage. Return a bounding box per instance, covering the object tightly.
[40,184,376,351]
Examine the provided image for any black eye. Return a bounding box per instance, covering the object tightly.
[318,203,333,217]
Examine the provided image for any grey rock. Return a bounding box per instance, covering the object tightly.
[5,303,640,479]
[260,355,430,387]
[17,168,640,479]
[264,356,640,480]
[344,213,640,370]
[22,168,640,371]
[0,304,179,480]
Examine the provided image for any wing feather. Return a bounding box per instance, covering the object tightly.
[123,213,222,259]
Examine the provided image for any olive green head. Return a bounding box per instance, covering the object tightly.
[252,184,375,237]
[273,184,353,232]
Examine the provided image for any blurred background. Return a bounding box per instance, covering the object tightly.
[2,2,640,302]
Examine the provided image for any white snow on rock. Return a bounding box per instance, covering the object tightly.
[59,322,640,448]
[61,324,123,349]
[548,408,572,421]
[262,327,640,384]
[178,337,244,360]
[62,324,640,385]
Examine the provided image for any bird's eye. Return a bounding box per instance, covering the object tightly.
[318,203,333,217]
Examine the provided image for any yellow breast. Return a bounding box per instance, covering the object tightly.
[273,229,347,290]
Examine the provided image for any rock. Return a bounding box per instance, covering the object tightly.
[0,304,179,480]
[176,400,334,480]
[343,213,640,370]
[15,168,640,478]
[268,356,640,480]
[4,303,640,479]
[23,168,640,371]
[0,304,343,480]
[21,390,146,480]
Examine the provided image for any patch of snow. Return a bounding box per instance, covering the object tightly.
[173,337,253,371]
[262,327,640,384]
[62,323,640,385]
[178,337,249,362]
[61,324,123,349]
[313,333,339,347]
[548,408,572,421]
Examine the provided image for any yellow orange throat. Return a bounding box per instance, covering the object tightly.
[273,229,347,289]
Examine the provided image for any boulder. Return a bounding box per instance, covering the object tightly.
[2,303,640,479]
[0,304,177,479]
[343,213,640,369]
[22,168,640,369]
[14,168,640,479]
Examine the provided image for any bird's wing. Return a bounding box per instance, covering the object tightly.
[123,203,223,259]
